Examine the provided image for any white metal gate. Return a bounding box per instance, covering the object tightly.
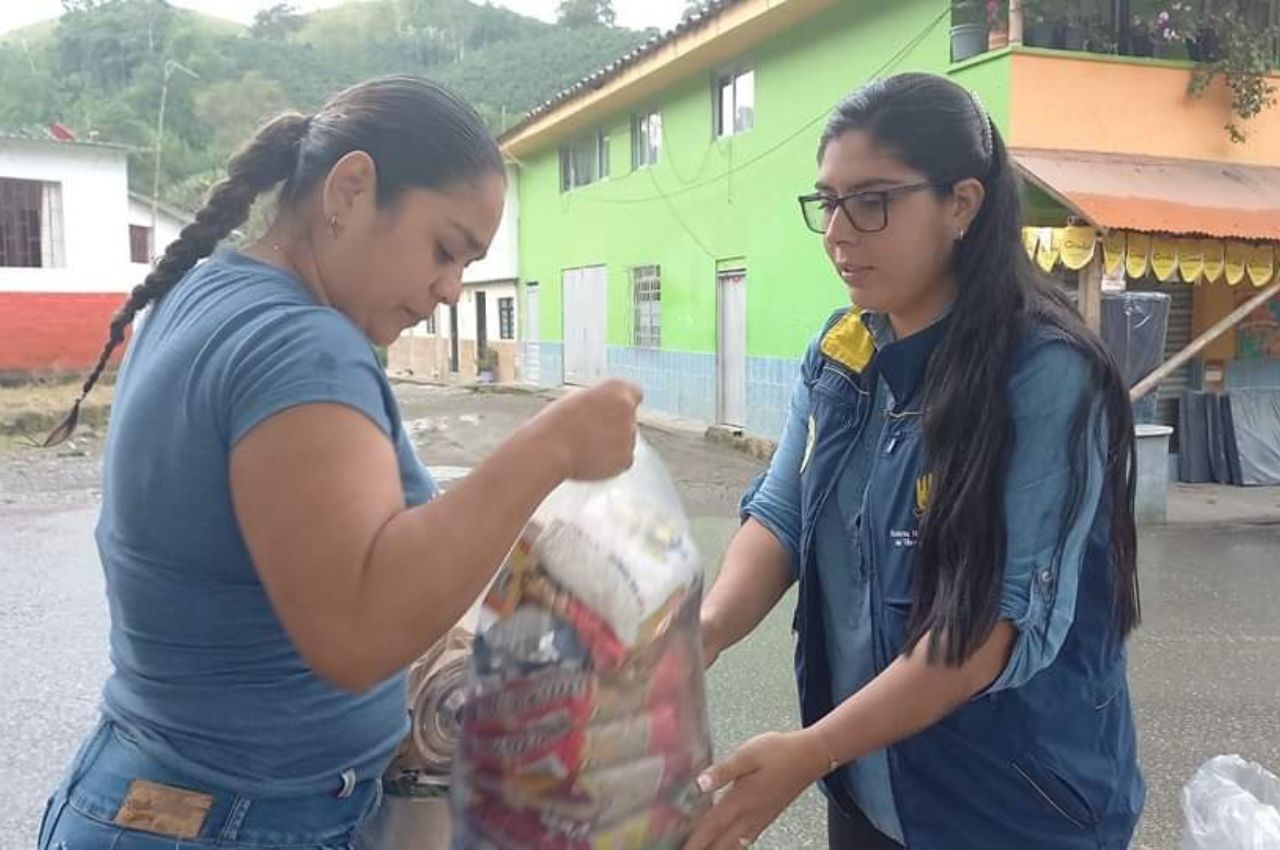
[717,268,747,427]
[563,265,608,385]
[524,283,541,385]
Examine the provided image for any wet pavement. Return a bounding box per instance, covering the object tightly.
[2,384,1278,848]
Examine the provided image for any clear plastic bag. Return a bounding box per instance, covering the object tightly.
[451,439,713,850]
[1183,755,1280,849]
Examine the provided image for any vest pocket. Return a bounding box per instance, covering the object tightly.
[1012,754,1099,830]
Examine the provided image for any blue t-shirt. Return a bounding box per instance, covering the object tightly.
[97,250,437,797]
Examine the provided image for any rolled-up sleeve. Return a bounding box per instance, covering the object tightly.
[740,365,813,580]
[986,342,1105,693]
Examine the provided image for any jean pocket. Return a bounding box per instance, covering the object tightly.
[1012,755,1098,830]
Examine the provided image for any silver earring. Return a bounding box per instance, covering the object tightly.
[328,213,339,236]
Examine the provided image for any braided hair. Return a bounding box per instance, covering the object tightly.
[45,76,501,447]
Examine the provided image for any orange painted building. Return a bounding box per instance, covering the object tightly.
[953,43,1280,426]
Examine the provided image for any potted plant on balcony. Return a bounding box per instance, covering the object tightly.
[1151,3,1192,58]
[951,0,991,62]
[1188,0,1280,142]
[1059,0,1089,51]
[1020,0,1060,48]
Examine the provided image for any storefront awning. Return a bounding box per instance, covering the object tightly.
[1011,149,1280,242]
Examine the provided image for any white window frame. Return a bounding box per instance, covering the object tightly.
[632,110,662,169]
[715,67,755,139]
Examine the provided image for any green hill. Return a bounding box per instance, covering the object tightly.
[0,0,650,209]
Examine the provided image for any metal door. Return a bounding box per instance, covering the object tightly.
[717,268,747,427]
[563,265,607,385]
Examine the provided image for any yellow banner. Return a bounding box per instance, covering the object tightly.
[1103,231,1126,276]
[1202,239,1226,283]
[1248,243,1275,288]
[1151,236,1179,283]
[1125,232,1152,279]
[1022,227,1039,260]
[1037,228,1062,273]
[1225,241,1249,286]
[1178,238,1205,284]
[1059,226,1097,270]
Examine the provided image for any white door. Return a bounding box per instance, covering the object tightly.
[524,284,541,385]
[717,268,747,427]
[563,265,607,385]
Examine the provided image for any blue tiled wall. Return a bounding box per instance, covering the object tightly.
[1228,358,1280,389]
[746,356,802,439]
[535,342,563,388]
[530,344,802,441]
[608,347,717,425]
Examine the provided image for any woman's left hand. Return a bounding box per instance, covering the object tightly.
[684,729,831,850]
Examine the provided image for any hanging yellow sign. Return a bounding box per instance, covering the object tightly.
[1059,226,1097,270]
[1022,227,1039,260]
[1202,239,1226,283]
[1125,232,1152,279]
[1037,228,1062,273]
[1151,236,1179,283]
[1225,241,1249,286]
[1103,231,1126,276]
[1178,238,1205,284]
[1247,243,1275,288]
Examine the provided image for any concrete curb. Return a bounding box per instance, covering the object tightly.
[705,424,777,462]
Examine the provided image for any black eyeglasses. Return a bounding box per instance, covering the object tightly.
[798,182,944,234]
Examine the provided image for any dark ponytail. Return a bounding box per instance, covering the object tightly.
[45,76,501,447]
[818,73,1140,660]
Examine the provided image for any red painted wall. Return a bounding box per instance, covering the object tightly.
[0,292,128,375]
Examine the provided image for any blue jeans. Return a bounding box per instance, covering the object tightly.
[39,720,384,849]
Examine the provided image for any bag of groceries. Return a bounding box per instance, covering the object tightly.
[451,438,713,850]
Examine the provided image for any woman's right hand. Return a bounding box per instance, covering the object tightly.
[530,379,643,482]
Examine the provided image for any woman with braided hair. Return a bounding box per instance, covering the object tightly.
[688,73,1144,849]
[38,76,640,849]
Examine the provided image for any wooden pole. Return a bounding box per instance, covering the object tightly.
[1079,250,1103,334]
[1009,0,1024,45]
[1130,279,1280,402]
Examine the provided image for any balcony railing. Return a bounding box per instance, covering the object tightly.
[950,0,1280,66]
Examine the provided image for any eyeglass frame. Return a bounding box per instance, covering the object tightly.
[797,181,950,235]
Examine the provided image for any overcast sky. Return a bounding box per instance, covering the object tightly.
[0,0,687,35]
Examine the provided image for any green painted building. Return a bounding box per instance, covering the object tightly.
[504,0,961,437]
[501,0,1280,440]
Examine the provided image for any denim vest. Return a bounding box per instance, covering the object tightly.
[761,308,1144,849]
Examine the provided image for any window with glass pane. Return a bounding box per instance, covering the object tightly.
[498,297,515,340]
[632,265,661,348]
[632,111,662,169]
[1,178,64,268]
[715,69,755,137]
[559,131,610,191]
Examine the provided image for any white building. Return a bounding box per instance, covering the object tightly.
[0,131,187,377]
[389,164,521,383]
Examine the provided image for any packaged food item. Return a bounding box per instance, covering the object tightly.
[473,606,589,681]
[452,440,713,850]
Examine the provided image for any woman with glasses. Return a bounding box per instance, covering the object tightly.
[686,73,1143,850]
